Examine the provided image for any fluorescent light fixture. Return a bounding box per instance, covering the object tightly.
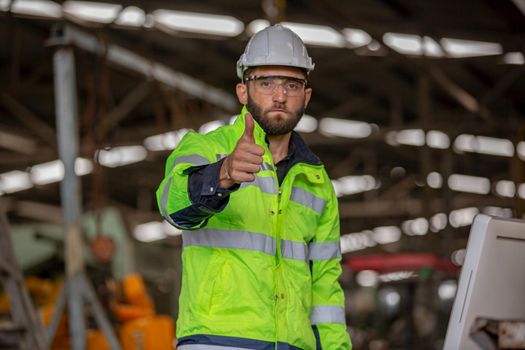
[199,120,225,134]
[10,0,62,18]
[115,6,145,27]
[482,206,513,218]
[451,248,466,266]
[63,1,122,24]
[133,221,166,242]
[30,160,63,185]
[356,270,379,287]
[380,271,414,283]
[519,183,525,199]
[449,207,479,228]
[0,170,33,194]
[512,0,525,15]
[448,174,490,194]
[97,145,148,168]
[75,157,94,176]
[430,212,447,232]
[426,130,450,149]
[495,180,516,198]
[0,0,9,11]
[383,33,422,55]
[340,230,376,253]
[504,52,525,65]
[154,9,244,37]
[454,134,514,157]
[402,217,429,236]
[396,129,425,146]
[427,171,443,189]
[278,22,345,48]
[517,141,525,160]
[319,118,372,138]
[422,36,444,57]
[246,19,269,35]
[343,28,372,48]
[438,280,457,300]
[143,129,190,152]
[332,175,378,197]
[372,226,401,245]
[440,38,503,58]
[295,114,318,133]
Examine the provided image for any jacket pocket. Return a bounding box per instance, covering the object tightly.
[195,252,228,314]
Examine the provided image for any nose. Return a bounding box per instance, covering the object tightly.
[273,83,287,102]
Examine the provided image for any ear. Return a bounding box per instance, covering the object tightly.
[304,87,313,108]
[236,83,248,105]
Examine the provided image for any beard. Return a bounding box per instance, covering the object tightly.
[246,92,306,136]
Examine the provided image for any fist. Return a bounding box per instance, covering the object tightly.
[220,113,264,188]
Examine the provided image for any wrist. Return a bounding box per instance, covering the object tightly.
[219,158,236,189]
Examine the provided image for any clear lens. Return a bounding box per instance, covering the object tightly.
[246,75,306,97]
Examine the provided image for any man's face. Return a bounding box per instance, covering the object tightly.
[236,66,312,136]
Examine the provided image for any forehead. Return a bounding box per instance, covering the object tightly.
[248,66,306,79]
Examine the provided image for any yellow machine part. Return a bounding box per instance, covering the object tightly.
[119,315,175,350]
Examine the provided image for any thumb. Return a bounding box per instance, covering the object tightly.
[242,112,255,143]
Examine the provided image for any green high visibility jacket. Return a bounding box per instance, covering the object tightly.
[157,107,352,350]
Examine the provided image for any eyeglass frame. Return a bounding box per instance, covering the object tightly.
[244,75,308,96]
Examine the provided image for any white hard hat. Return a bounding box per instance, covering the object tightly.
[236,24,315,80]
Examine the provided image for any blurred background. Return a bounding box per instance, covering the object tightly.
[0,0,524,349]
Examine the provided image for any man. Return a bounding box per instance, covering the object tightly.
[157,24,352,350]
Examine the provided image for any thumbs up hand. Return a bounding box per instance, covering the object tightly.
[220,113,265,189]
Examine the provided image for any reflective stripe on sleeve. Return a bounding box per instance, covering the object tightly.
[310,305,346,325]
[160,177,177,227]
[290,187,326,214]
[169,154,210,172]
[281,239,308,261]
[308,241,341,261]
[183,229,276,255]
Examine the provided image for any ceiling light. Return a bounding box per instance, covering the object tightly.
[75,158,93,176]
[402,217,429,236]
[340,231,376,253]
[422,36,444,57]
[449,207,479,228]
[30,160,63,185]
[356,270,379,287]
[143,129,190,152]
[438,280,457,300]
[343,28,372,48]
[427,171,443,189]
[0,0,9,11]
[448,174,490,194]
[162,220,182,236]
[430,213,447,232]
[482,206,513,218]
[115,6,145,27]
[440,38,503,58]
[372,226,401,244]
[63,1,122,24]
[396,129,425,146]
[199,120,225,134]
[154,10,244,37]
[280,22,345,48]
[97,145,148,168]
[517,141,525,160]
[133,221,166,242]
[295,114,318,133]
[319,118,372,138]
[504,52,525,65]
[332,175,378,197]
[451,248,466,266]
[383,32,422,55]
[495,180,516,198]
[0,170,33,194]
[10,0,62,18]
[426,130,450,149]
[380,271,414,283]
[519,184,525,199]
